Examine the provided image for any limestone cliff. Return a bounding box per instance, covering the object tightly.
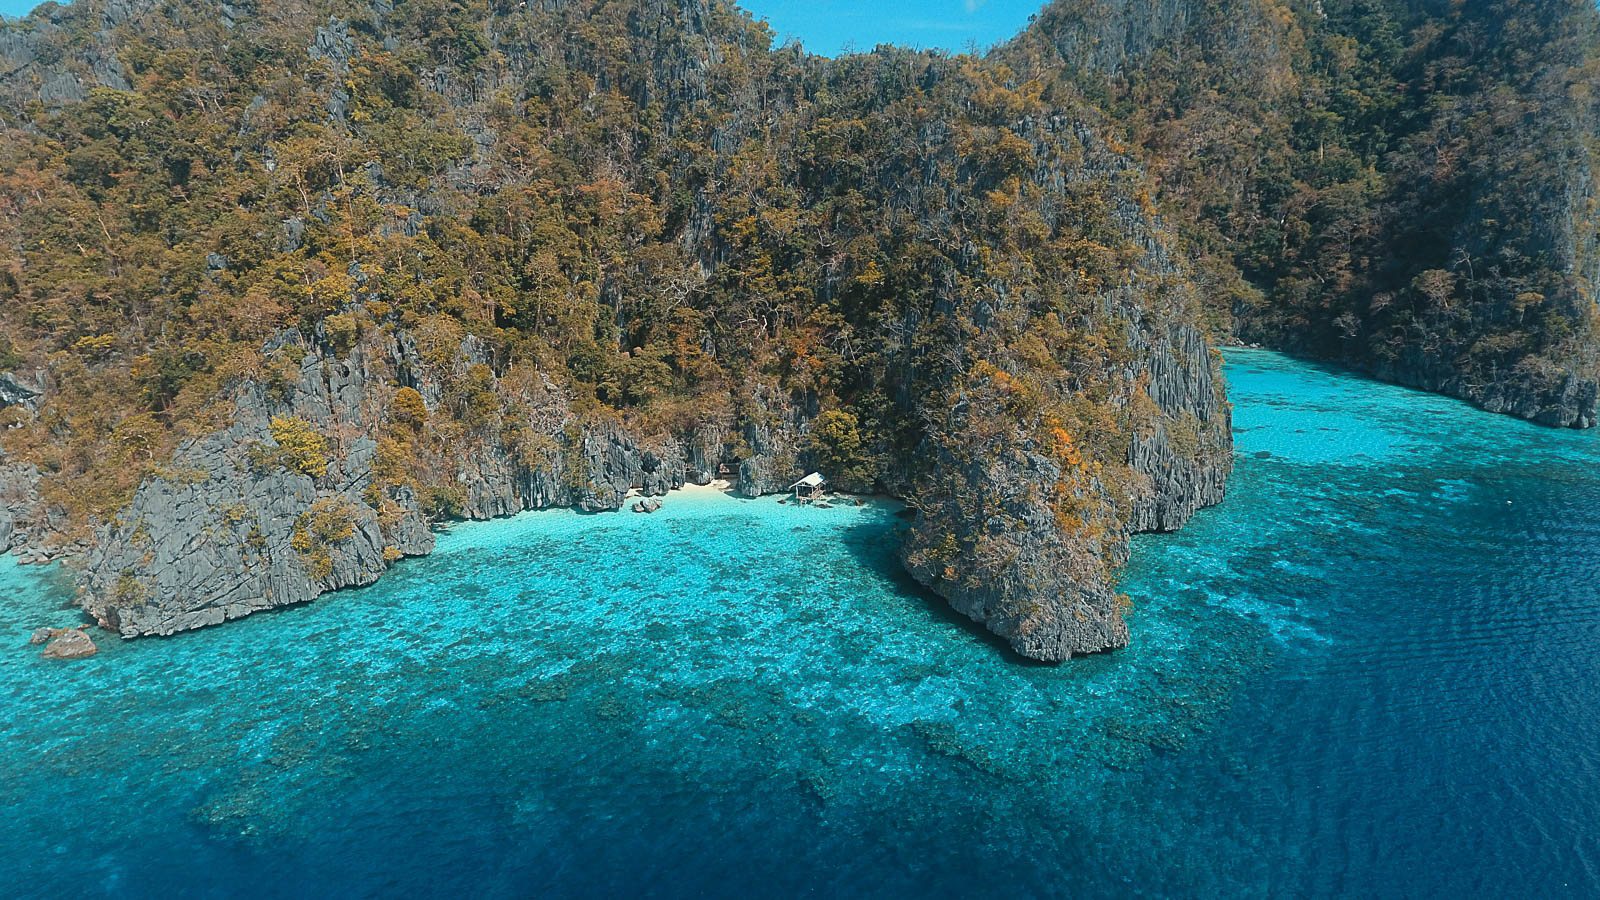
[77,324,723,636]
[1,0,1236,659]
[897,312,1230,662]
[893,122,1232,660]
[78,330,435,636]
[2,0,1576,667]
[0,462,42,555]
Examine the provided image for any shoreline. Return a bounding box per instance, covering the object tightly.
[661,479,734,497]
[634,479,904,513]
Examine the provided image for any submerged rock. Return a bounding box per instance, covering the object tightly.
[28,626,53,645]
[40,629,96,659]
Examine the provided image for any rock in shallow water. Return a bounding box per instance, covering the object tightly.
[41,629,97,659]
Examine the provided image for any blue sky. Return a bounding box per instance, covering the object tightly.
[1,0,1045,54]
[740,0,1043,55]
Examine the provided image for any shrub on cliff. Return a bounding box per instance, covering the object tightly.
[291,497,359,582]
[391,388,429,428]
[0,336,21,371]
[267,417,331,479]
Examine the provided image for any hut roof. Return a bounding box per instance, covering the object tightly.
[790,472,825,490]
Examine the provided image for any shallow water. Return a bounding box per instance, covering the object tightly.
[4,349,1600,898]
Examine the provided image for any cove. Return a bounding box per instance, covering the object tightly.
[4,348,1600,898]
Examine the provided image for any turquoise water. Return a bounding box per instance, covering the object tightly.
[4,349,1600,897]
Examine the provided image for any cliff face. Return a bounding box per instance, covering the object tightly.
[0,462,43,554]
[1124,322,1230,533]
[0,0,136,108]
[79,329,432,636]
[897,306,1229,662]
[77,324,726,637]
[891,122,1232,660]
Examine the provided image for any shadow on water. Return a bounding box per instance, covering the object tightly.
[834,515,1056,667]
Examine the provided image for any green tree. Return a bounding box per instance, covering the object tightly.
[805,410,875,489]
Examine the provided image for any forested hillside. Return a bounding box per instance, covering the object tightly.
[0,0,1592,660]
[0,0,1229,660]
[1003,0,1600,426]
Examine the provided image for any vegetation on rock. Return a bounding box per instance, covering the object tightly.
[1002,0,1600,424]
[1,0,1586,656]
[265,416,331,479]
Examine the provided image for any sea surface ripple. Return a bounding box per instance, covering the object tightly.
[3,349,1598,898]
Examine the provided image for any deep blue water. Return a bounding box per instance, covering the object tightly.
[4,349,1600,898]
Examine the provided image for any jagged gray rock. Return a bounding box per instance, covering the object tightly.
[736,383,808,497]
[41,629,97,659]
[902,416,1134,661]
[0,371,46,412]
[0,1,133,110]
[1125,322,1232,533]
[76,325,727,638]
[78,332,436,638]
[901,311,1231,661]
[0,462,42,553]
[686,414,734,485]
[895,120,1233,661]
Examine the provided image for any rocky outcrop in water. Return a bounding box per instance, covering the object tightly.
[40,628,97,659]
[1366,354,1600,431]
[78,332,435,637]
[900,313,1229,661]
[891,119,1233,661]
[902,405,1135,661]
[899,323,1230,662]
